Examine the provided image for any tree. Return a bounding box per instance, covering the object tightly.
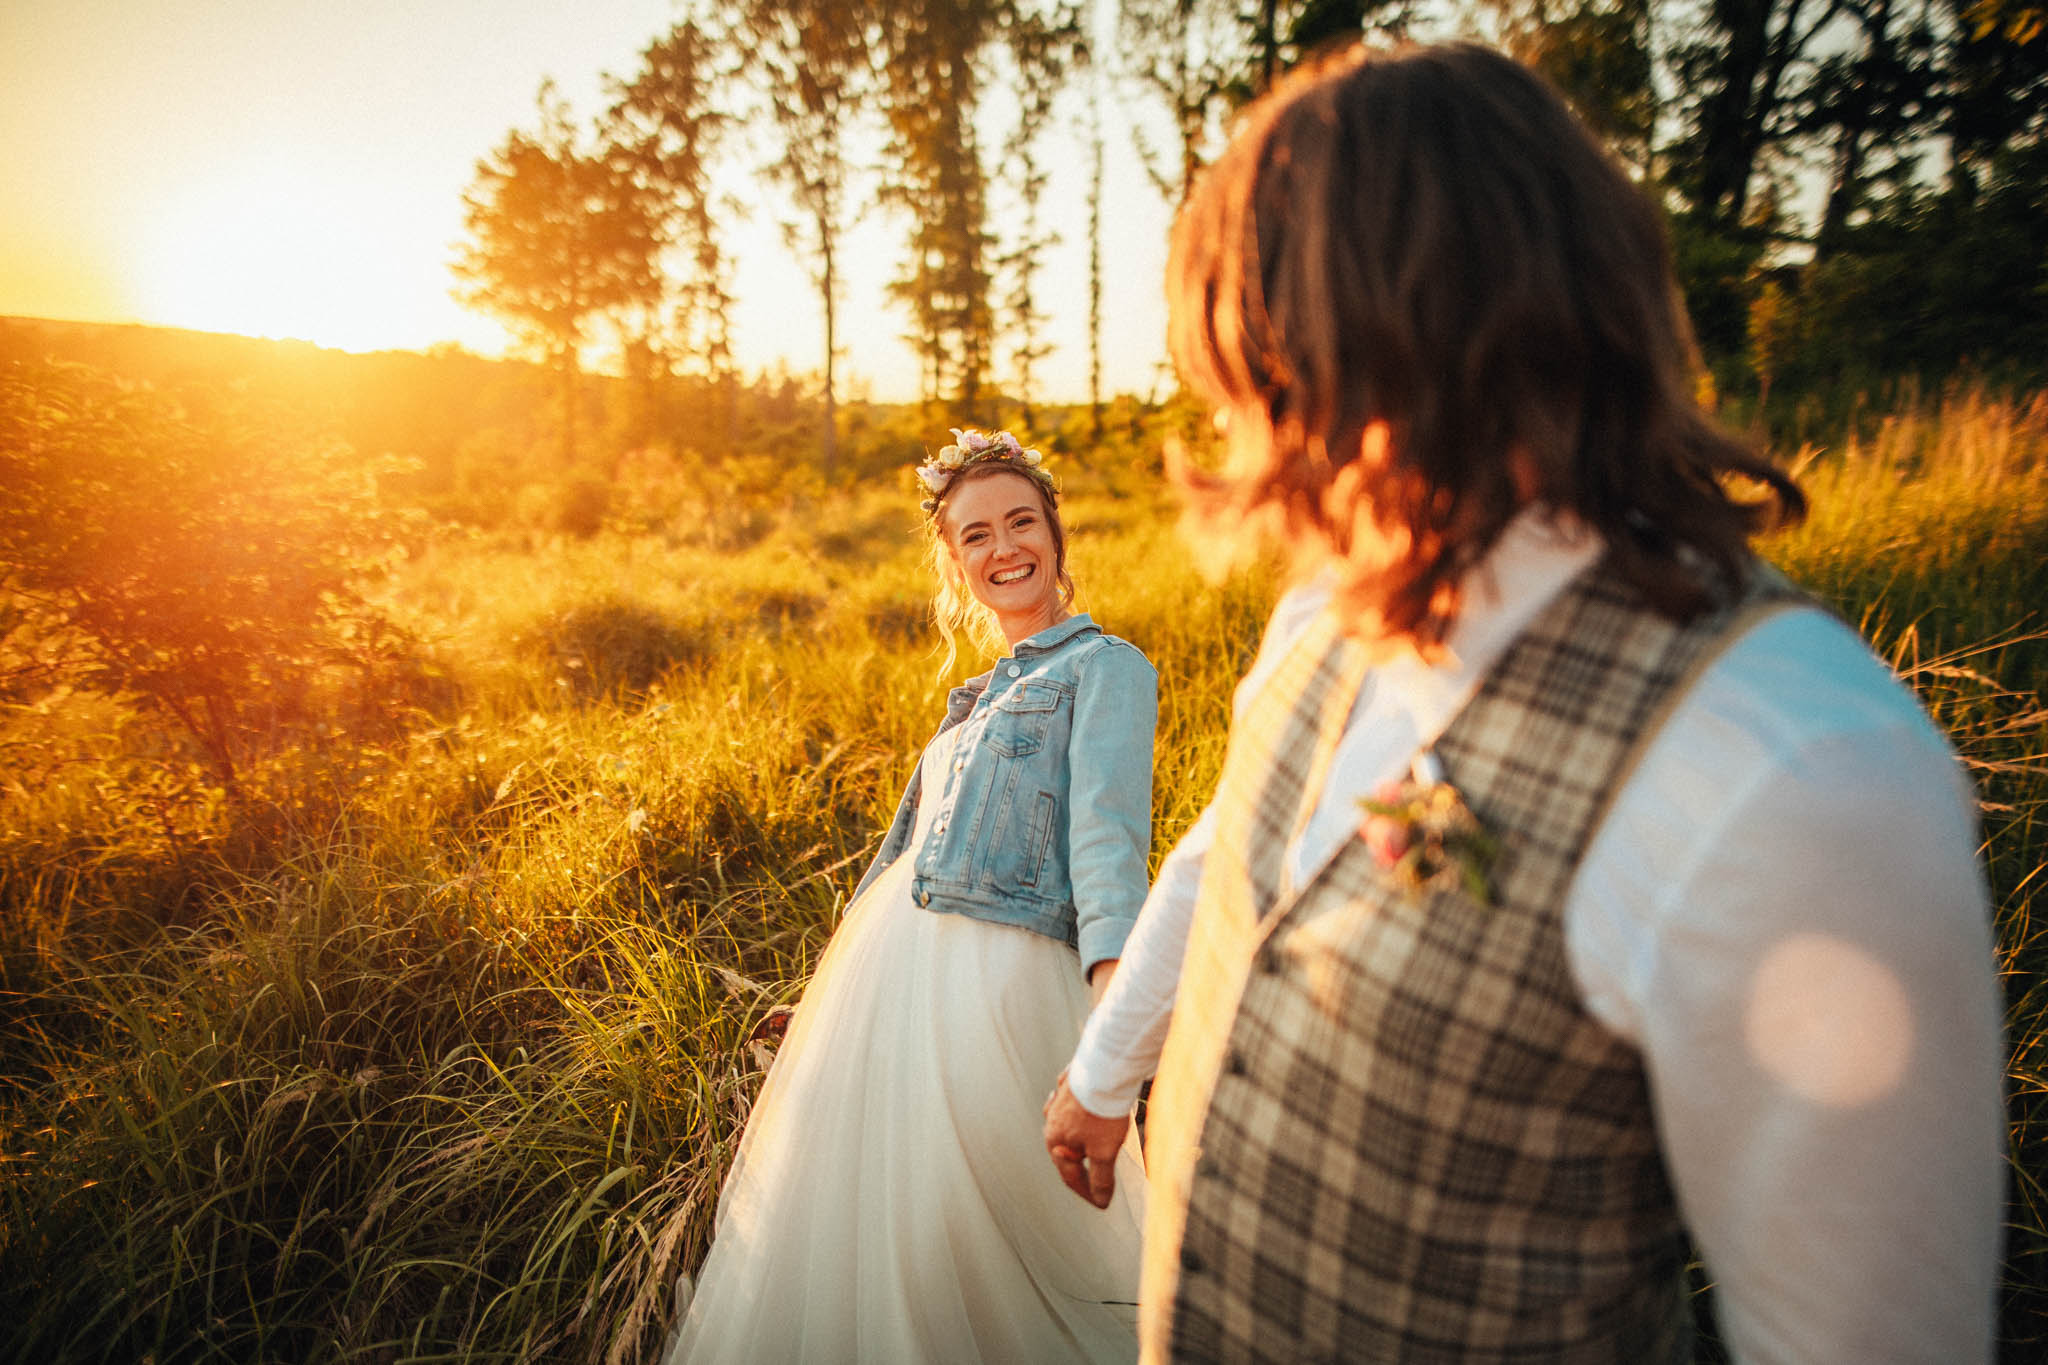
[1117,0,1245,203]
[995,10,1085,429]
[1115,1,1398,205]
[611,15,739,443]
[1946,0,2048,175]
[870,1,1081,417]
[735,0,877,477]
[1795,0,1942,258]
[1497,0,1658,170]
[1084,28,1108,439]
[874,3,999,415]
[453,85,664,467]
[0,358,411,800]
[1668,0,1850,230]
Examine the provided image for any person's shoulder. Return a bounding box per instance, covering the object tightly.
[1704,601,1951,757]
[1642,599,1970,829]
[1072,630,1159,687]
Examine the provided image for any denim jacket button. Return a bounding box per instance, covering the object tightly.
[1006,664,1021,677]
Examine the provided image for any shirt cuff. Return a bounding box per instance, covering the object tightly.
[1063,1047,1139,1118]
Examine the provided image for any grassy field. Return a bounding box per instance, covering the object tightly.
[2,389,2044,1362]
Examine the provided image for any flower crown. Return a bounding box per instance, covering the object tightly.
[917,427,1056,515]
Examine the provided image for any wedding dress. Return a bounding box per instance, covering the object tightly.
[666,723,1145,1363]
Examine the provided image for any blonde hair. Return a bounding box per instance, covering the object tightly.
[923,462,1076,676]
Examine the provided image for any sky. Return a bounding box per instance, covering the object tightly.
[0,0,1179,404]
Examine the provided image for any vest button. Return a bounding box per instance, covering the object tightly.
[1225,1051,1247,1076]
[1257,946,1281,974]
[1180,1247,1205,1274]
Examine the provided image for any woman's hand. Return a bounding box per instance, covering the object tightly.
[1043,1071,1130,1209]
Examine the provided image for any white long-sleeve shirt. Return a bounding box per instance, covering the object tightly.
[1068,512,2005,1363]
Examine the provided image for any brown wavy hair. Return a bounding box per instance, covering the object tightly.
[1167,42,1804,648]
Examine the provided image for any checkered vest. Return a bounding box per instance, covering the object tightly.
[1140,554,1799,1363]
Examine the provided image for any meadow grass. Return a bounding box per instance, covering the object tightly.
[2,390,2044,1361]
[1761,389,2048,1352]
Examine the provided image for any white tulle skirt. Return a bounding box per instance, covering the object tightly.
[666,851,1146,1364]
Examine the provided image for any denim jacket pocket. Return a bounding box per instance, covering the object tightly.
[1018,789,1059,888]
[982,679,1065,757]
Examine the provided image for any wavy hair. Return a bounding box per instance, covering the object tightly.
[923,461,1076,676]
[1168,42,1805,648]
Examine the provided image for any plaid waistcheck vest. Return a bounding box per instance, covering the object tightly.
[1139,554,1799,1364]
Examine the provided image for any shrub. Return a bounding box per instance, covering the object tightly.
[0,357,418,799]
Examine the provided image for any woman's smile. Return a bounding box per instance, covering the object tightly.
[941,468,1070,644]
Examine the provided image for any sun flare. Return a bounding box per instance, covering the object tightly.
[131,159,463,354]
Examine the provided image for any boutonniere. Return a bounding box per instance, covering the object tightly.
[1357,751,1500,905]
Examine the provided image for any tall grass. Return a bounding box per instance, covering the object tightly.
[1761,388,2048,1352]
[2,391,2043,1361]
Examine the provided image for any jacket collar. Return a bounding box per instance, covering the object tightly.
[1011,611,1099,655]
[943,613,1100,722]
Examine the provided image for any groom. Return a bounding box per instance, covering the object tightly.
[1044,42,2004,1364]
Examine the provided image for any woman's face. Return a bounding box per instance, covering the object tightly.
[940,469,1066,642]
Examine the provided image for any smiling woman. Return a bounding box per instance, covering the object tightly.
[663,429,1158,1365]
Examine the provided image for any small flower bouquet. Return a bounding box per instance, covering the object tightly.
[1357,752,1500,904]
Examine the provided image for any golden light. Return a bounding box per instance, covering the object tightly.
[131,155,464,355]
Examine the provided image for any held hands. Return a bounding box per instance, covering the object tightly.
[1043,1071,1130,1209]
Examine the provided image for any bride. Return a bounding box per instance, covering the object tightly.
[667,429,1156,1363]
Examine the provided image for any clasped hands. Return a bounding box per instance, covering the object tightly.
[1042,1070,1130,1209]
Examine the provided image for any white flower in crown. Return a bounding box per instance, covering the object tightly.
[917,426,1054,513]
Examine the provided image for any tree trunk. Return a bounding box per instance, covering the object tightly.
[1088,88,1105,443]
[1693,0,1777,225]
[821,224,839,480]
[1815,0,1890,260]
[1256,0,1280,93]
[558,343,580,467]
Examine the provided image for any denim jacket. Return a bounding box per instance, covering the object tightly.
[851,614,1158,976]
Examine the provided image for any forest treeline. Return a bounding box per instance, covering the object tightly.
[11,3,2040,526]
[5,0,2043,807]
[448,0,2045,469]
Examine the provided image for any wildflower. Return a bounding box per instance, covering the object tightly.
[1356,752,1500,904]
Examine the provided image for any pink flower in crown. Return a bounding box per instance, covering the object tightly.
[1356,752,1500,904]
[951,427,997,457]
[917,427,1053,513]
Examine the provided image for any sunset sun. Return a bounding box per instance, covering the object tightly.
[132,161,442,352]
